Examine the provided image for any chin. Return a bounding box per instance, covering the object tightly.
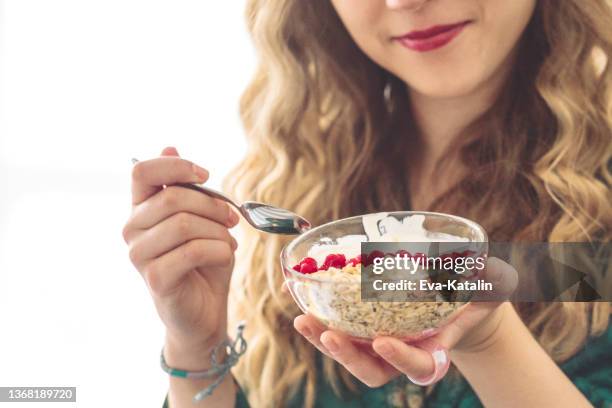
[399,69,489,100]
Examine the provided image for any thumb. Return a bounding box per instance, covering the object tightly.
[471,257,518,303]
[161,146,180,157]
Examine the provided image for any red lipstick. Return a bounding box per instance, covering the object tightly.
[393,21,471,52]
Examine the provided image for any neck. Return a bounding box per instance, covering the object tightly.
[409,72,507,162]
[405,61,514,210]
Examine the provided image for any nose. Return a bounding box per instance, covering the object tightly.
[385,0,430,11]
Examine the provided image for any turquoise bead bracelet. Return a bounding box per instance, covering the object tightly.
[160,321,247,402]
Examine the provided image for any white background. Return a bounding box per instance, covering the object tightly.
[0,1,253,406]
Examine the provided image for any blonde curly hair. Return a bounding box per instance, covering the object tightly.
[223,1,612,407]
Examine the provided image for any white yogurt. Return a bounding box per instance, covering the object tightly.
[308,213,470,262]
[307,234,366,265]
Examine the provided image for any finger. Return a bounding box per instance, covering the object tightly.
[429,257,518,349]
[131,156,209,205]
[471,257,518,303]
[319,330,398,387]
[294,315,386,358]
[128,186,239,231]
[487,257,519,299]
[142,239,233,297]
[402,260,518,353]
[122,147,181,244]
[128,212,236,266]
[294,314,333,356]
[428,302,487,349]
[161,146,179,156]
[372,337,434,379]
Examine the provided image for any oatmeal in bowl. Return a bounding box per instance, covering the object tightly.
[280,211,488,342]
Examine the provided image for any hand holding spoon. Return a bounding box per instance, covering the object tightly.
[131,158,311,235]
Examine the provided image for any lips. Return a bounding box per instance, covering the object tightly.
[393,21,471,52]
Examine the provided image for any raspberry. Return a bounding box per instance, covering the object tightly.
[441,254,454,263]
[366,250,385,266]
[300,262,318,274]
[348,254,362,266]
[293,257,318,274]
[301,257,317,267]
[396,250,412,258]
[361,253,371,266]
[322,253,347,270]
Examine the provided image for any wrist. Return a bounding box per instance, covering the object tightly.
[164,331,227,371]
[452,302,515,356]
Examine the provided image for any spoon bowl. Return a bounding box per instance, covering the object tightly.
[241,202,312,234]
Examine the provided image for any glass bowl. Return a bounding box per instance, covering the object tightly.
[280,211,488,343]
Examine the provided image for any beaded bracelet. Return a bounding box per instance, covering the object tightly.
[160,321,247,403]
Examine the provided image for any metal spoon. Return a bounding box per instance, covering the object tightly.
[131,158,311,235]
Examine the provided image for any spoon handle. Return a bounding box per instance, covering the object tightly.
[175,182,241,211]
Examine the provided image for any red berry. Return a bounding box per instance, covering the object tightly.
[300,262,318,274]
[322,253,347,270]
[414,252,426,260]
[441,254,454,263]
[361,253,371,266]
[301,257,317,267]
[293,257,318,274]
[348,254,362,266]
[396,250,411,258]
[367,250,385,266]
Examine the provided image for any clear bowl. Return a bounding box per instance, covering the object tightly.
[280,211,488,343]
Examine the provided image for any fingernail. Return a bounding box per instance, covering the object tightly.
[376,343,394,357]
[227,207,239,226]
[432,349,448,366]
[162,146,179,156]
[192,163,209,181]
[322,336,339,353]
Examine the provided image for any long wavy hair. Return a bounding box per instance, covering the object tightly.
[223,1,612,407]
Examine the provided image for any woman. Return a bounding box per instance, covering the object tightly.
[122,0,612,406]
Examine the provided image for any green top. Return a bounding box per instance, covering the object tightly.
[163,324,612,408]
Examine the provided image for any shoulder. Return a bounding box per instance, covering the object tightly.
[559,322,612,406]
[561,321,612,377]
[427,322,612,408]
